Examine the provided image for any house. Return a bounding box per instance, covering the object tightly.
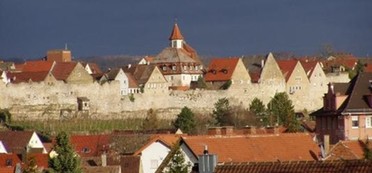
[109,132,181,173]
[70,134,110,157]
[179,133,320,169]
[301,60,328,95]
[258,53,286,87]
[323,140,369,160]
[125,72,140,94]
[277,59,310,96]
[124,64,168,95]
[7,71,57,84]
[152,23,203,88]
[322,54,357,73]
[214,160,372,173]
[312,72,372,144]
[51,62,94,84]
[0,131,47,154]
[100,68,129,95]
[82,62,102,75]
[0,153,21,172]
[138,56,154,65]
[204,58,251,90]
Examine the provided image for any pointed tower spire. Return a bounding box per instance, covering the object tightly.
[169,23,184,40]
[169,23,184,48]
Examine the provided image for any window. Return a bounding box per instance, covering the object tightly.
[195,66,198,70]
[183,66,187,70]
[352,116,359,128]
[366,116,372,128]
[162,66,167,71]
[82,147,90,153]
[172,66,176,71]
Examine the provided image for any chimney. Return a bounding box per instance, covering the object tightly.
[101,152,107,167]
[207,127,221,136]
[203,145,209,155]
[243,126,256,135]
[221,126,233,135]
[324,135,330,156]
[198,147,218,173]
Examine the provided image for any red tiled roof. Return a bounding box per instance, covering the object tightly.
[108,155,141,173]
[144,56,154,63]
[22,60,54,72]
[70,134,110,157]
[277,59,298,82]
[14,64,24,72]
[204,58,240,82]
[125,72,139,88]
[26,153,49,169]
[325,141,360,160]
[7,71,50,83]
[365,63,372,72]
[169,23,184,40]
[182,133,320,162]
[0,131,34,154]
[87,63,102,74]
[0,167,15,173]
[0,153,21,167]
[133,134,181,156]
[51,62,77,81]
[300,60,318,77]
[249,71,261,83]
[169,86,189,91]
[214,160,372,173]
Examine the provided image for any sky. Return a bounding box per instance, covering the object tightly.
[1,0,371,59]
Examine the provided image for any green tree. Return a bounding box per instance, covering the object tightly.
[220,80,232,90]
[213,98,233,126]
[249,98,268,126]
[196,76,207,89]
[267,92,300,132]
[363,139,372,160]
[48,132,81,173]
[142,108,158,131]
[349,60,365,79]
[165,145,190,173]
[24,156,39,173]
[174,107,196,134]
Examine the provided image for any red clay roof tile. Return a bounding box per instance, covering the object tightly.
[204,58,240,82]
[169,23,184,40]
[70,134,111,157]
[277,59,298,82]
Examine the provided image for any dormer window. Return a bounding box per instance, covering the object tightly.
[162,66,167,71]
[5,159,12,166]
[195,66,198,70]
[82,147,91,153]
[172,66,176,71]
[183,66,187,70]
[221,69,228,74]
[211,69,216,74]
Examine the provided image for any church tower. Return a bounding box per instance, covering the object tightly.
[169,23,184,49]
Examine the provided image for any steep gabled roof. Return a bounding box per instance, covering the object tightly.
[108,155,141,173]
[277,59,298,82]
[22,60,54,72]
[325,141,361,160]
[182,133,319,163]
[82,62,102,74]
[0,131,34,153]
[153,47,198,64]
[204,58,239,82]
[51,62,77,81]
[70,134,110,157]
[125,72,139,88]
[342,72,372,112]
[300,60,318,78]
[214,160,372,173]
[105,69,121,80]
[169,23,184,40]
[7,71,51,83]
[0,153,21,167]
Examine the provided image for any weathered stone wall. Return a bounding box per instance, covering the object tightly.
[0,78,328,120]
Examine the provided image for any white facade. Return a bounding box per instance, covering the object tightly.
[114,69,129,95]
[140,141,170,173]
[27,132,47,153]
[0,141,7,153]
[180,143,198,169]
[166,74,201,87]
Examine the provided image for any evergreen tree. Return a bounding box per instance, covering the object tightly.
[267,92,300,132]
[48,132,81,173]
[24,156,39,173]
[165,146,190,173]
[249,98,268,126]
[174,107,196,134]
[142,108,158,131]
[364,139,372,160]
[213,98,233,126]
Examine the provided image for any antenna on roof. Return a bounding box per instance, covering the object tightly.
[65,43,68,50]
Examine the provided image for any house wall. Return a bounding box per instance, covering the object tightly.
[140,142,170,173]
[115,70,129,95]
[344,115,372,141]
[287,62,311,108]
[144,67,169,95]
[66,63,94,84]
[180,143,198,167]
[27,132,47,153]
[230,59,251,90]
